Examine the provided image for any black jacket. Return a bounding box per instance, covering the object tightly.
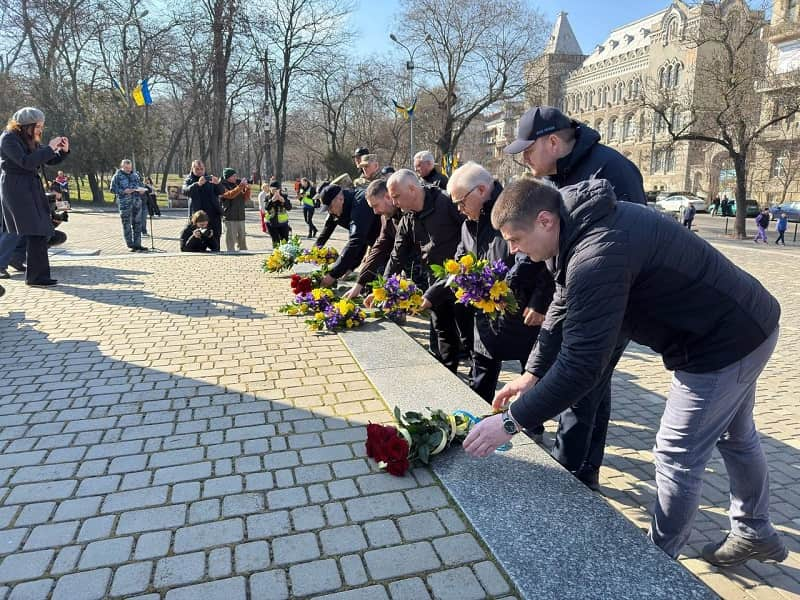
[427,181,553,360]
[219,180,249,221]
[356,211,401,288]
[385,186,464,286]
[422,169,448,190]
[264,191,291,226]
[182,174,223,220]
[0,131,67,236]
[547,125,646,204]
[180,223,215,252]
[513,179,780,430]
[316,190,380,280]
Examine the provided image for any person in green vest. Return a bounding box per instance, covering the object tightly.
[263,181,292,248]
[298,177,318,238]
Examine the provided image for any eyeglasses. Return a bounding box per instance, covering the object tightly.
[454,185,479,209]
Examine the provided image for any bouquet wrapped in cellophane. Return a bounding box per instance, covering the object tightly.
[263,235,302,272]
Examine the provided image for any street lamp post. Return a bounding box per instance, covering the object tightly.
[389,33,431,168]
[264,122,272,183]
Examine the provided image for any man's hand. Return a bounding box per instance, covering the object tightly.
[210,176,220,184]
[523,307,545,327]
[492,371,538,411]
[197,176,207,186]
[419,298,432,311]
[123,188,134,195]
[320,274,336,288]
[363,293,375,308]
[343,284,363,300]
[192,229,202,238]
[462,414,513,458]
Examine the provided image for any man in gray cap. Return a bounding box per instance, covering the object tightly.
[353,154,381,189]
[501,105,646,490]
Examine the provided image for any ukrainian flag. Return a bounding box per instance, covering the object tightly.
[132,79,153,107]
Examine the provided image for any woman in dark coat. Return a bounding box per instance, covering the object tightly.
[0,107,69,286]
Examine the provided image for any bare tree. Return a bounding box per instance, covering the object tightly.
[246,0,354,182]
[640,1,800,237]
[394,0,548,160]
[760,121,800,205]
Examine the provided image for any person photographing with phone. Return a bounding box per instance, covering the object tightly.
[180,210,219,252]
[0,106,70,286]
[182,159,223,249]
[219,167,250,252]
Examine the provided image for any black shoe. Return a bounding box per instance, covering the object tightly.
[129,246,138,252]
[575,467,600,491]
[0,284,4,297]
[26,278,58,286]
[8,260,25,272]
[0,269,9,279]
[135,246,149,252]
[702,532,788,567]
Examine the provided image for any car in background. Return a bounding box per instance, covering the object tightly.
[655,194,707,214]
[729,199,760,217]
[769,201,800,222]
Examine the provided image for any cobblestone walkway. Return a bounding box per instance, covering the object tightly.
[0,249,517,599]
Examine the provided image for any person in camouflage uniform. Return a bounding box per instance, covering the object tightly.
[353,154,381,189]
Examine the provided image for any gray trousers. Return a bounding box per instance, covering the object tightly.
[224,220,247,251]
[648,327,779,557]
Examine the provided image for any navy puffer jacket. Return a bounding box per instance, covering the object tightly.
[513,179,780,429]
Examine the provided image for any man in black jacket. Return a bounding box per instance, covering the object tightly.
[464,178,786,567]
[414,150,449,189]
[503,105,646,489]
[182,160,223,248]
[426,162,553,403]
[315,185,380,288]
[376,169,465,371]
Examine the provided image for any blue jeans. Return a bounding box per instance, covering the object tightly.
[0,233,26,269]
[649,327,779,557]
[119,196,142,248]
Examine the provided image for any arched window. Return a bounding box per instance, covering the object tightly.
[623,114,638,140]
[665,148,676,172]
[788,0,798,22]
[617,81,625,101]
[653,149,664,172]
[575,94,581,111]
[672,63,682,88]
[773,151,789,177]
[665,17,678,44]
[595,119,604,137]
[632,78,641,98]
[608,118,618,140]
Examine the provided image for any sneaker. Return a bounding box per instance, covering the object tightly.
[0,269,9,279]
[129,247,138,252]
[135,246,149,252]
[702,532,788,567]
[8,260,25,272]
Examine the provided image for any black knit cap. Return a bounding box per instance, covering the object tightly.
[352,147,369,158]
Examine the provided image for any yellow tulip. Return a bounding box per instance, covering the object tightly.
[459,254,475,269]
[373,288,388,302]
[490,280,509,300]
[399,279,410,291]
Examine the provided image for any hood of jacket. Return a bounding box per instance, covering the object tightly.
[553,125,601,183]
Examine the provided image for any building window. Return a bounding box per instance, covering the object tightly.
[672,64,682,88]
[772,151,788,177]
[665,148,675,172]
[789,0,798,22]
[608,118,617,140]
[665,17,678,44]
[623,114,637,140]
[631,78,641,98]
[595,119,604,137]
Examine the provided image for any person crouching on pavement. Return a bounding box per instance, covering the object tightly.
[180,210,219,252]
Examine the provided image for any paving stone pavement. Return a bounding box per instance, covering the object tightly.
[0,221,518,599]
[2,209,798,599]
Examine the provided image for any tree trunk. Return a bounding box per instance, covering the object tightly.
[733,153,748,239]
[88,173,104,203]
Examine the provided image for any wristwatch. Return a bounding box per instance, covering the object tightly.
[501,410,519,435]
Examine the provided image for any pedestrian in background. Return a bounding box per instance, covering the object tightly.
[754,208,769,243]
[775,212,788,246]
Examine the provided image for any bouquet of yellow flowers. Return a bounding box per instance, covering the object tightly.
[369,275,425,319]
[295,246,339,266]
[430,253,517,319]
[306,297,366,332]
[263,236,302,273]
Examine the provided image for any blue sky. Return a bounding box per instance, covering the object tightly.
[351,0,671,60]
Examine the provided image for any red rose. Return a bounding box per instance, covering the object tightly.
[385,436,409,462]
[366,424,389,462]
[296,279,312,293]
[385,456,410,476]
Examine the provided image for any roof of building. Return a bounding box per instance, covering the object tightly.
[581,9,667,67]
[545,12,583,56]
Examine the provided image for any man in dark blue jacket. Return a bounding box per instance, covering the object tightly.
[464,178,786,567]
[503,105,646,489]
[315,184,380,287]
